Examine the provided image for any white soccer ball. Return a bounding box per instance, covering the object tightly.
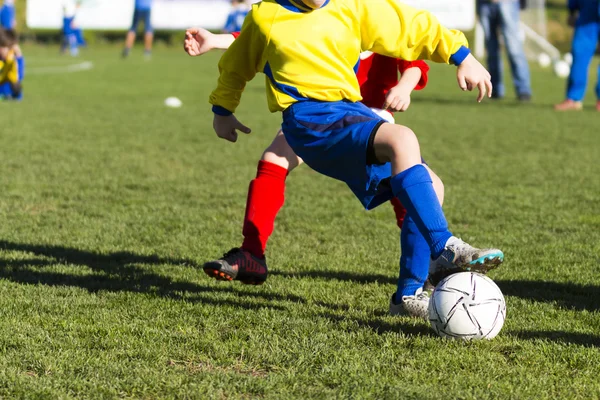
[553,60,571,78]
[563,52,573,66]
[428,272,506,341]
[164,97,183,108]
[537,53,551,68]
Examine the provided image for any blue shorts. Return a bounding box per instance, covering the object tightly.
[130,9,152,33]
[282,100,394,210]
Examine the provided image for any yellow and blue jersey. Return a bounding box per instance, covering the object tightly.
[210,0,470,115]
[0,48,19,84]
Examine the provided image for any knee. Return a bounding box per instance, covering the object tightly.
[376,125,419,163]
[261,133,301,171]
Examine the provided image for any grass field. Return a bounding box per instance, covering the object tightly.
[1,45,599,399]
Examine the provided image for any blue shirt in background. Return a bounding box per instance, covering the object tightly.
[0,3,15,29]
[135,0,153,11]
[223,7,248,33]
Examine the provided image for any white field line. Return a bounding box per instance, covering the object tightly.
[26,61,94,75]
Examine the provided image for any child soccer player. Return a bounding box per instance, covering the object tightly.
[185,27,438,318]
[123,0,154,58]
[61,0,83,57]
[0,28,24,101]
[208,0,503,300]
[554,0,600,112]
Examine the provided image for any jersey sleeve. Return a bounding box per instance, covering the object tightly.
[397,59,429,90]
[209,10,266,115]
[358,0,470,65]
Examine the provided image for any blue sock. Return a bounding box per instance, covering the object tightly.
[396,214,430,300]
[17,57,24,80]
[390,164,452,258]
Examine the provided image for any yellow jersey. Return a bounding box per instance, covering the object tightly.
[0,48,19,84]
[209,0,469,114]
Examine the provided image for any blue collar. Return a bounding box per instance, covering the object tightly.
[275,0,330,13]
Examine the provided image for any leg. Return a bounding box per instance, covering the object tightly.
[372,123,503,285]
[567,24,598,101]
[143,10,154,56]
[241,130,303,258]
[498,0,532,98]
[203,130,303,284]
[478,3,505,98]
[390,165,445,319]
[123,10,140,57]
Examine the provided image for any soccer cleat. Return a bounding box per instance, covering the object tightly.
[428,236,503,286]
[554,99,582,111]
[203,248,268,285]
[388,288,430,320]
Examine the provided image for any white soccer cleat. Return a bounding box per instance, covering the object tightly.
[388,288,430,320]
[429,236,503,286]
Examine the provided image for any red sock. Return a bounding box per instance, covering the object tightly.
[241,160,288,259]
[390,197,407,229]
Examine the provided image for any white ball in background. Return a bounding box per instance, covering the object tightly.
[164,97,183,108]
[563,52,573,66]
[537,53,551,68]
[553,60,571,78]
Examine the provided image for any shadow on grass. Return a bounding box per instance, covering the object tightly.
[270,269,396,285]
[0,240,304,310]
[514,330,600,348]
[496,279,600,312]
[319,312,434,337]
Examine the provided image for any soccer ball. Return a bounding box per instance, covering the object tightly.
[428,272,506,341]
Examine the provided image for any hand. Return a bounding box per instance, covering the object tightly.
[213,114,251,142]
[184,27,215,56]
[456,53,493,102]
[383,85,412,112]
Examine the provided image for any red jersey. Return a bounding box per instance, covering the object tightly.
[357,52,429,110]
[230,33,429,110]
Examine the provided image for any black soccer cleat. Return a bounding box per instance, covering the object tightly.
[203,248,268,285]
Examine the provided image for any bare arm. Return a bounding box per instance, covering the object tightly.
[382,67,422,112]
[184,27,235,56]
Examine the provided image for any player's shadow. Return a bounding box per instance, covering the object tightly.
[513,330,600,348]
[318,311,434,337]
[495,279,600,312]
[270,269,396,285]
[0,240,304,310]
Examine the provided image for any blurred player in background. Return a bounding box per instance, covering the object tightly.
[185,27,441,319]
[554,0,600,111]
[223,0,249,33]
[0,0,15,30]
[61,0,85,56]
[123,0,154,59]
[0,28,24,100]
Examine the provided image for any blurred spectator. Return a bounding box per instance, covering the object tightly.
[477,0,532,101]
[0,28,24,101]
[554,0,600,111]
[223,0,249,33]
[61,0,85,57]
[0,0,15,30]
[123,0,154,59]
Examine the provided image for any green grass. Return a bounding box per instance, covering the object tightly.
[1,45,599,399]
